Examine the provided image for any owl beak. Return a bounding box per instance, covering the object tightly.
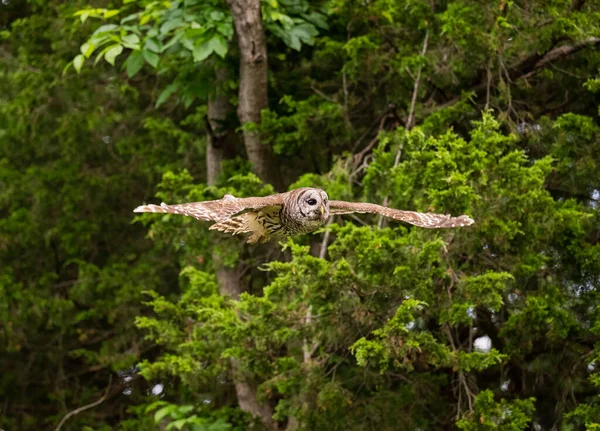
[320,205,325,216]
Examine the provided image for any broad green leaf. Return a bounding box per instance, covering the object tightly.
[80,42,95,58]
[178,405,194,414]
[92,24,118,37]
[300,12,328,30]
[160,18,183,35]
[103,9,120,19]
[145,38,162,53]
[154,405,175,423]
[94,45,112,65]
[210,11,225,21]
[161,31,184,52]
[208,35,227,58]
[182,92,195,108]
[125,50,144,77]
[73,54,84,73]
[155,82,179,107]
[192,41,213,62]
[140,14,152,26]
[121,34,140,49]
[169,418,188,430]
[290,23,318,46]
[181,36,195,51]
[104,44,123,66]
[143,49,159,68]
[120,12,139,24]
[79,11,90,23]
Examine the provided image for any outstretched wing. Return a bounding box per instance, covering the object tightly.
[133,193,285,223]
[329,200,474,228]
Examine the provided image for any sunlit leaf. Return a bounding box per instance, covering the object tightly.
[80,42,95,58]
[103,9,120,19]
[92,24,118,37]
[154,405,175,423]
[73,54,84,73]
[104,44,124,66]
[121,34,140,49]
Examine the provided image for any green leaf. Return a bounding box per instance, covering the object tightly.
[79,11,90,23]
[300,12,328,30]
[193,41,213,62]
[92,24,118,37]
[290,22,318,46]
[121,34,140,49]
[103,9,120,19]
[62,61,73,75]
[145,38,162,53]
[208,35,228,58]
[160,18,183,35]
[210,11,225,21]
[161,31,183,52]
[104,44,123,66]
[73,54,84,73]
[154,405,175,423]
[170,418,188,430]
[143,49,159,68]
[156,83,179,107]
[80,42,95,58]
[120,12,139,24]
[125,50,144,77]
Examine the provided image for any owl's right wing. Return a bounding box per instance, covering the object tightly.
[329,200,474,228]
[133,193,285,223]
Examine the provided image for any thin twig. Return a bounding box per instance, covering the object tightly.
[319,218,334,260]
[310,82,336,103]
[303,219,333,363]
[485,60,492,109]
[55,375,112,431]
[406,30,429,130]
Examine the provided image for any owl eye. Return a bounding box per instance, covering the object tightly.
[307,198,317,206]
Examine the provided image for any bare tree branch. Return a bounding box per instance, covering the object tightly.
[55,375,112,431]
[427,37,600,116]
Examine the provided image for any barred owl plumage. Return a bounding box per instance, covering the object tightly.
[133,187,474,244]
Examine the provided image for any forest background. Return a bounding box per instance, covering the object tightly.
[2,0,600,430]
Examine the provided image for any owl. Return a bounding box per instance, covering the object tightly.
[133,187,474,244]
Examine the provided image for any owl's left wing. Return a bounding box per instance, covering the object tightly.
[329,200,474,228]
[133,193,285,223]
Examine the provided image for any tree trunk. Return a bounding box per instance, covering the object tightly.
[206,70,278,430]
[206,69,233,185]
[226,0,284,191]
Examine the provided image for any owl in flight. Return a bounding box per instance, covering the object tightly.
[133,187,474,244]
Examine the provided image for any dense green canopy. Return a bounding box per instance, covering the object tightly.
[2,0,600,429]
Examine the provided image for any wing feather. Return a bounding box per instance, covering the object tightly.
[133,193,285,223]
[329,200,474,228]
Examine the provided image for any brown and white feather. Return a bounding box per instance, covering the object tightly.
[329,201,474,228]
[133,193,285,223]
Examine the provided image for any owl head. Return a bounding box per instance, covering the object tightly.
[294,187,330,222]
